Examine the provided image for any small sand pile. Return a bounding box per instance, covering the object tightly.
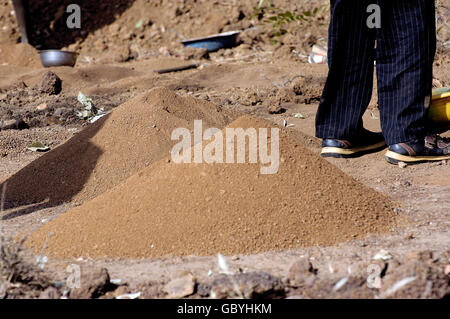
[27,116,396,259]
[0,43,41,68]
[2,87,235,207]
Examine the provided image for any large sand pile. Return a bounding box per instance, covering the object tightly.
[2,87,235,208]
[27,116,396,259]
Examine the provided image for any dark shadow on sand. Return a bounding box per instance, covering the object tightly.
[22,0,135,49]
[1,113,111,219]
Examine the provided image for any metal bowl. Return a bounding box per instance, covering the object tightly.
[181,31,240,52]
[39,50,78,67]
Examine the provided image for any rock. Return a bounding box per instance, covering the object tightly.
[163,273,196,298]
[294,275,375,299]
[242,91,261,106]
[40,71,62,95]
[199,272,285,299]
[39,286,61,299]
[380,261,449,299]
[159,46,169,56]
[53,107,68,117]
[1,119,18,130]
[273,45,295,60]
[93,39,107,52]
[288,258,317,287]
[0,119,29,130]
[112,285,129,297]
[373,249,392,261]
[276,87,295,103]
[11,81,27,90]
[266,96,284,114]
[36,103,48,111]
[404,250,434,263]
[331,276,374,298]
[290,77,305,95]
[267,104,283,114]
[113,45,131,62]
[0,281,8,299]
[386,258,402,274]
[181,47,209,60]
[69,267,111,299]
[265,87,294,114]
[398,161,407,169]
[109,23,121,36]
[120,30,134,41]
[444,265,450,276]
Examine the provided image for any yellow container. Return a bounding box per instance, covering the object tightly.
[428,87,450,123]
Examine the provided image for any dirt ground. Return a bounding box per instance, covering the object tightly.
[0,0,449,299]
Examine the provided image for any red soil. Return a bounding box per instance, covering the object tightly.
[27,116,396,258]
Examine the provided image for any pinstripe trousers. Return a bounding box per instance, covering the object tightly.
[315,0,436,145]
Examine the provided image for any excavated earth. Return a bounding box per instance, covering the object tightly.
[26,115,396,259]
[0,0,448,299]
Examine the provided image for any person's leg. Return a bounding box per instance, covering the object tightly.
[378,0,450,163]
[376,0,435,145]
[316,0,376,140]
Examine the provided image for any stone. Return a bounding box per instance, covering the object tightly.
[182,47,209,60]
[404,250,434,263]
[380,261,449,299]
[114,45,131,63]
[276,87,295,103]
[53,107,67,117]
[36,103,48,111]
[398,161,407,169]
[93,39,107,52]
[444,265,450,276]
[0,118,28,130]
[109,24,121,36]
[0,281,8,299]
[288,258,317,287]
[112,285,129,297]
[199,272,285,299]
[39,286,61,299]
[290,77,305,95]
[40,71,62,95]
[69,267,111,299]
[243,91,261,106]
[267,97,283,114]
[163,273,196,298]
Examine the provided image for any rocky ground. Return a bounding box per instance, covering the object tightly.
[0,0,449,299]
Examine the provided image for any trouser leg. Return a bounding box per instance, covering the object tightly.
[376,0,436,145]
[316,0,376,140]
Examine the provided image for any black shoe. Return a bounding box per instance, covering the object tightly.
[385,135,450,164]
[320,130,386,158]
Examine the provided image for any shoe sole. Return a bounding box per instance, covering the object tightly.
[321,141,387,158]
[385,150,450,164]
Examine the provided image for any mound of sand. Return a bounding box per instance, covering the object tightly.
[2,87,236,207]
[27,116,396,259]
[0,43,41,68]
